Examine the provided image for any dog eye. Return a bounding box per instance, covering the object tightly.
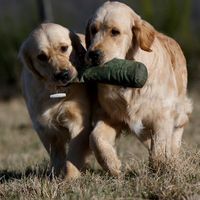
[91,26,98,35]
[111,28,120,37]
[37,53,49,62]
[60,45,68,53]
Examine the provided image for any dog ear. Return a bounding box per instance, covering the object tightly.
[18,39,44,80]
[85,18,92,49]
[133,19,155,52]
[69,32,86,66]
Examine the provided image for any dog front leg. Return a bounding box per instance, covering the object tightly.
[89,120,121,176]
[37,131,67,177]
[65,126,91,179]
[171,127,184,156]
[50,139,67,178]
[150,115,174,167]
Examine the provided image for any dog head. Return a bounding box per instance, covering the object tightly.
[85,1,155,65]
[19,23,86,87]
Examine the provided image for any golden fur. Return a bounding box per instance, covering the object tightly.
[19,23,91,178]
[85,1,192,175]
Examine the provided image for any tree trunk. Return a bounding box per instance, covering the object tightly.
[37,0,53,22]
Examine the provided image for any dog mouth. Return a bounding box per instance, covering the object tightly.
[46,74,77,95]
[86,50,105,66]
[52,68,78,87]
[55,75,78,87]
[54,73,78,88]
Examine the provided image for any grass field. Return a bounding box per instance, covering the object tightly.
[0,89,200,200]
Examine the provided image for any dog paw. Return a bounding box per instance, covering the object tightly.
[66,161,81,179]
[107,158,121,176]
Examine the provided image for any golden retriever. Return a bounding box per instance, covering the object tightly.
[85,1,192,175]
[19,23,91,178]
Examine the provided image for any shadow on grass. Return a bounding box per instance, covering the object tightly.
[84,168,107,176]
[0,163,116,183]
[84,166,140,180]
[124,170,139,179]
[0,161,50,183]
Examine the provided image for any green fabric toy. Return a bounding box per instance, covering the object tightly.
[78,58,148,88]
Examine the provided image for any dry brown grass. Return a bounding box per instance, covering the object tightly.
[0,89,200,200]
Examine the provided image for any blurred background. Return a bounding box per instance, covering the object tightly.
[0,0,199,99]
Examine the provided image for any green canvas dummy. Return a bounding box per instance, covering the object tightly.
[78,58,148,88]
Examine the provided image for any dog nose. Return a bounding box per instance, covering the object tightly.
[87,50,102,65]
[54,69,70,82]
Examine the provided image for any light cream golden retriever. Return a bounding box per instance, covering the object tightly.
[19,23,91,179]
[85,1,192,175]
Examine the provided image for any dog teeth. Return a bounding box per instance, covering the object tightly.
[50,93,66,98]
